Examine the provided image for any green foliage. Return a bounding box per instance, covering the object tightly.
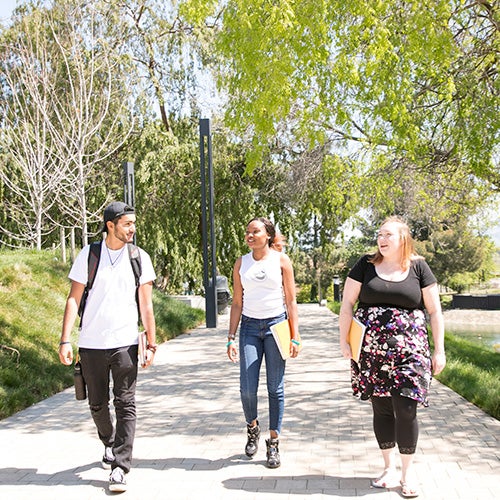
[368,161,494,237]
[0,249,203,419]
[327,300,341,315]
[435,333,500,420]
[214,0,500,187]
[129,117,317,292]
[129,118,256,292]
[416,224,496,290]
[178,0,220,25]
[446,272,483,294]
[152,293,204,341]
[440,294,453,310]
[296,283,313,304]
[129,121,202,293]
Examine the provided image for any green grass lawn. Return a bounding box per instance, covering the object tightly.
[435,333,500,420]
[0,249,204,419]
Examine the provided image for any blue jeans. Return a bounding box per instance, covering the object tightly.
[79,345,138,473]
[239,313,287,434]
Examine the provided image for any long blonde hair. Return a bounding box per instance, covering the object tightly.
[368,216,418,271]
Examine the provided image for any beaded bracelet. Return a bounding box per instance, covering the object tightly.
[226,340,235,348]
[291,339,301,346]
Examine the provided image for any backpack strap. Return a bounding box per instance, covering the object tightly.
[127,243,142,287]
[78,242,101,324]
[87,242,102,289]
[127,243,142,318]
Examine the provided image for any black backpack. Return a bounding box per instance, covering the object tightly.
[78,241,142,325]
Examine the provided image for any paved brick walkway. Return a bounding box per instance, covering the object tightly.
[0,304,498,499]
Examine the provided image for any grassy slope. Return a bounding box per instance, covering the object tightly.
[0,249,204,419]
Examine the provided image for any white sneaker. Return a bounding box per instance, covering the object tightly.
[101,446,115,469]
[109,466,127,492]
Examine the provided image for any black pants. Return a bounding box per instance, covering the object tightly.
[371,392,418,455]
[79,345,138,473]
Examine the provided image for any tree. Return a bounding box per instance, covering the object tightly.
[41,1,137,246]
[213,0,499,189]
[0,0,138,247]
[128,116,307,292]
[0,20,62,249]
[416,222,496,291]
[102,0,221,134]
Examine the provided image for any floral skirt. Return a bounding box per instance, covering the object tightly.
[351,306,432,406]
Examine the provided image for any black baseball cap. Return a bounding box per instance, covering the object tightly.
[102,201,135,232]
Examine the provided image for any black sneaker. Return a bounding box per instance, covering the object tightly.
[109,466,127,492]
[266,438,280,468]
[101,446,115,469]
[245,421,260,457]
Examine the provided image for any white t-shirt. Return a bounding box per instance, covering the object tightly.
[240,250,286,319]
[69,241,156,349]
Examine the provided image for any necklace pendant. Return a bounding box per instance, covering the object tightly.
[106,244,125,267]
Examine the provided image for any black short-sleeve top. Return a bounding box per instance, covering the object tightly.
[348,254,437,310]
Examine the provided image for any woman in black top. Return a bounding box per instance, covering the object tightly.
[339,216,446,498]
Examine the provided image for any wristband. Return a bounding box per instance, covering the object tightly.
[147,344,158,354]
[59,341,71,346]
[226,340,235,348]
[291,339,300,346]
[228,333,236,340]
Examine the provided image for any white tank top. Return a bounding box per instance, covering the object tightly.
[240,250,286,319]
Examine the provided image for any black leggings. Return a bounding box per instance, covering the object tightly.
[371,392,418,455]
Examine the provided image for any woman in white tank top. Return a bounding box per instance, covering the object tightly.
[226,217,300,468]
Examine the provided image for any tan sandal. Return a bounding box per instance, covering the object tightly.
[400,480,419,498]
[370,468,399,489]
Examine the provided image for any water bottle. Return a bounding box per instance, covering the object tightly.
[74,361,87,400]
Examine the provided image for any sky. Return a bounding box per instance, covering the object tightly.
[0,1,17,23]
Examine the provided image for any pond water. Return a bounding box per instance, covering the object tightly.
[445,324,500,350]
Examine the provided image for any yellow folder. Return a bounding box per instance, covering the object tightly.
[270,319,302,360]
[347,317,366,364]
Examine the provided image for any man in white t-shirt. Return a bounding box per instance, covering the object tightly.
[58,201,157,492]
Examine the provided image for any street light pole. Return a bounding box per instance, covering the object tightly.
[123,161,136,244]
[200,119,217,327]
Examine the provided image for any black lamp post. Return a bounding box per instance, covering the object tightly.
[200,119,217,327]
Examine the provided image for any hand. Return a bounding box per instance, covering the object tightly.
[340,341,352,360]
[58,344,73,365]
[142,346,156,369]
[227,342,238,363]
[289,342,300,358]
[340,341,352,359]
[432,351,446,375]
